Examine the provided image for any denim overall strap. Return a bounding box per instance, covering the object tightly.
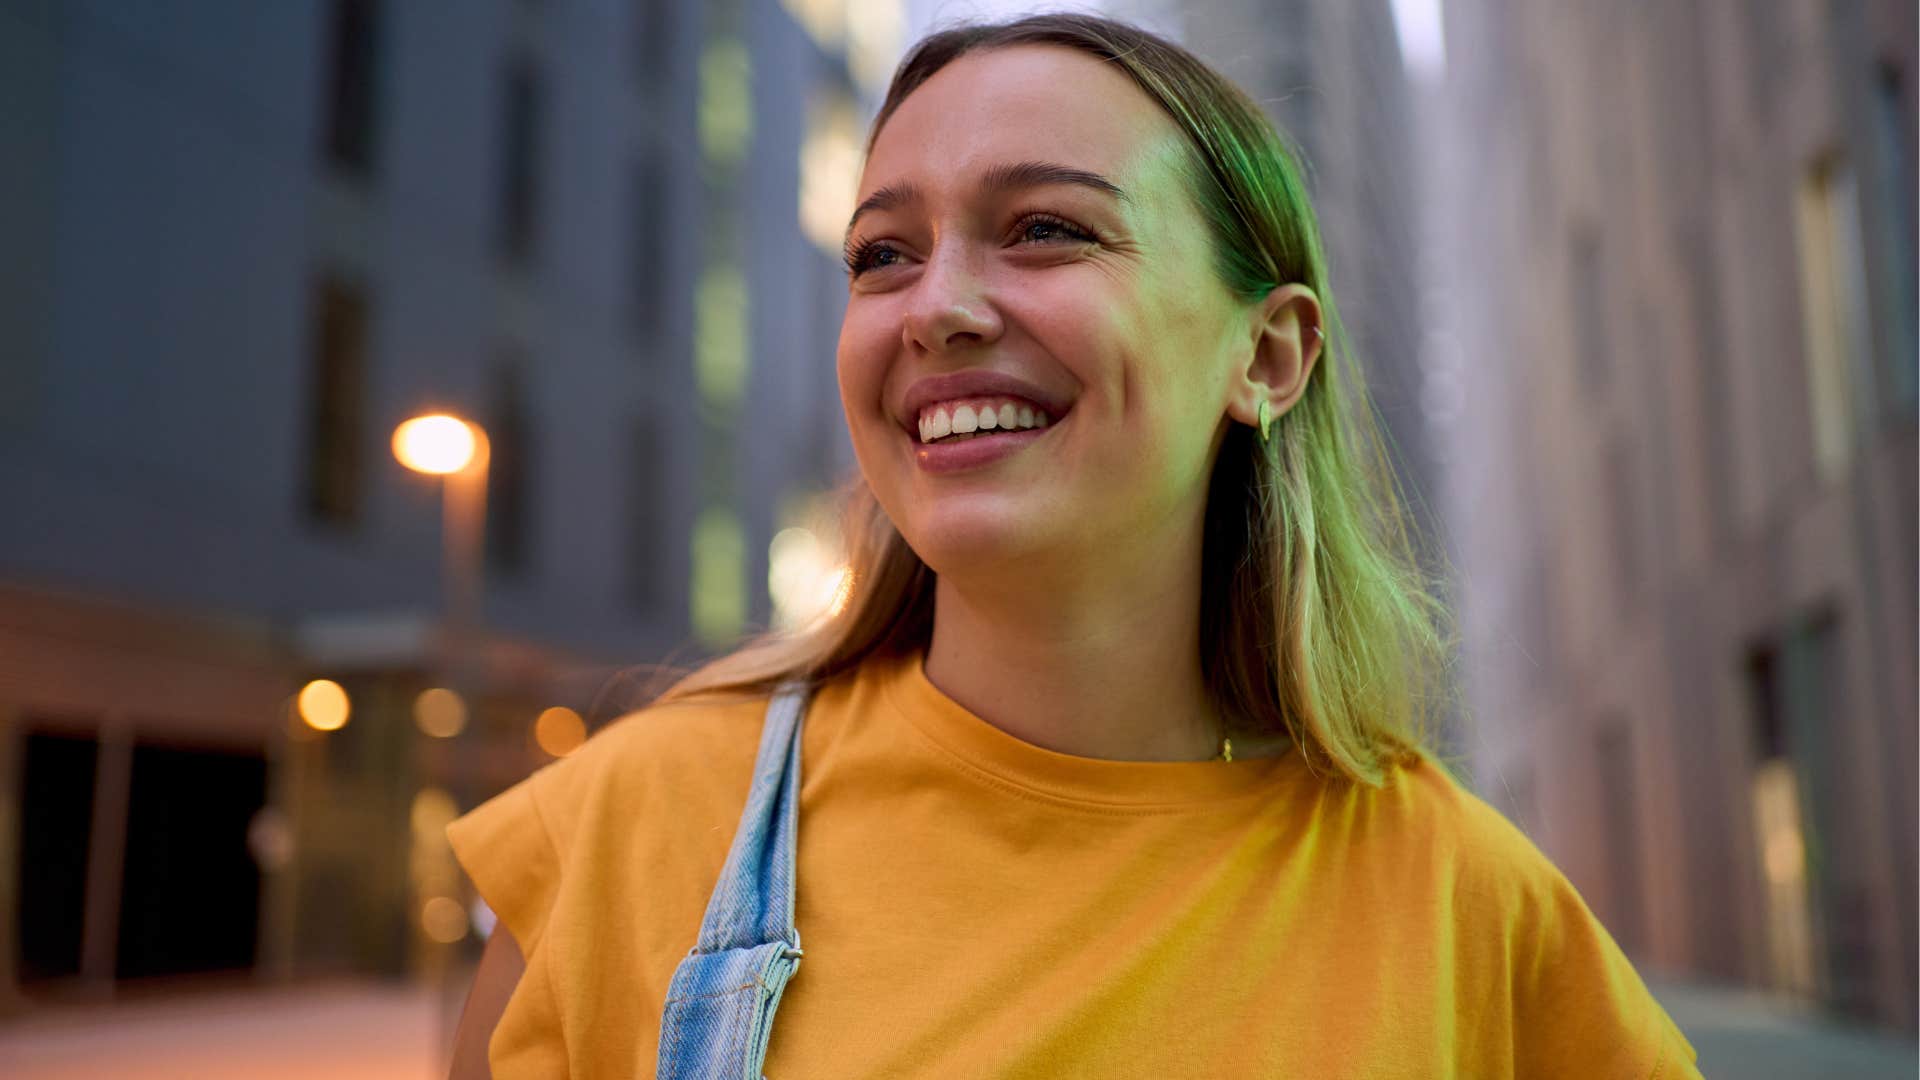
[656,680,808,1080]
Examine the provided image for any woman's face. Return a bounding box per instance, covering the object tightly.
[836,45,1255,583]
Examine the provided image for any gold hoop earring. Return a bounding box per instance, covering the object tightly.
[1257,399,1273,444]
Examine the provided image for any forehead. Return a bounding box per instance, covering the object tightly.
[861,44,1186,202]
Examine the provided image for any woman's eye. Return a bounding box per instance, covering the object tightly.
[842,240,899,278]
[843,214,1095,279]
[1016,214,1095,245]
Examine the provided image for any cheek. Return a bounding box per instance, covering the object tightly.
[834,309,909,503]
[1084,324,1228,495]
[835,310,890,420]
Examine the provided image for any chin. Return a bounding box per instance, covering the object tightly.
[898,499,1062,580]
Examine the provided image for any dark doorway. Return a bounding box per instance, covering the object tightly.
[115,742,268,980]
[17,731,99,984]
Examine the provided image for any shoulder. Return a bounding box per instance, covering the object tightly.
[522,689,777,856]
[1349,757,1698,1077]
[1317,753,1560,896]
[559,689,774,783]
[445,686,780,955]
[1310,755,1598,972]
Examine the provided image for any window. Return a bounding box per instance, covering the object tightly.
[1794,154,1869,481]
[486,358,532,575]
[1569,226,1610,392]
[1744,613,1876,1014]
[625,416,667,610]
[635,0,674,86]
[1870,62,1917,412]
[698,38,752,169]
[1605,437,1640,607]
[1744,634,1819,999]
[690,507,746,646]
[18,731,98,984]
[303,275,367,527]
[630,152,669,340]
[798,88,862,257]
[498,58,543,264]
[322,0,380,176]
[695,265,748,411]
[117,745,268,979]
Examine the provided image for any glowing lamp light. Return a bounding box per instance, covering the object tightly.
[421,895,469,943]
[413,687,468,738]
[410,787,459,836]
[769,527,852,630]
[392,414,479,475]
[534,706,587,758]
[297,679,350,732]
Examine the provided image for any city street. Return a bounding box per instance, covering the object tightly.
[1,1,1911,1074]
[0,980,451,1080]
[0,977,1912,1078]
[1649,980,1918,1080]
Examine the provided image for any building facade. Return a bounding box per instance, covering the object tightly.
[1437,0,1917,1030]
[0,0,868,1002]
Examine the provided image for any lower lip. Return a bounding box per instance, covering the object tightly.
[911,422,1057,474]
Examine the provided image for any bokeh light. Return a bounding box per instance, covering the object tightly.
[245,807,294,871]
[410,787,459,837]
[296,679,350,732]
[768,526,852,630]
[413,687,467,739]
[391,414,478,475]
[420,895,469,944]
[534,706,587,757]
[798,92,862,256]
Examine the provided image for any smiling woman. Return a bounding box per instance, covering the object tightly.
[445,13,1704,1080]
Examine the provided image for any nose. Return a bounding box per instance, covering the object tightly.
[900,242,1003,354]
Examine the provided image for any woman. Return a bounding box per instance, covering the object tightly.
[448,13,1702,1079]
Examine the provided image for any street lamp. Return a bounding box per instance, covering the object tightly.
[393,411,490,1053]
[393,412,491,698]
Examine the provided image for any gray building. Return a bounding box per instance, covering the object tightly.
[1436,0,1916,1031]
[0,0,861,999]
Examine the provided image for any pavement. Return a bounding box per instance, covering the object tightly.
[1650,979,1918,1079]
[0,979,449,1080]
[0,975,1912,1078]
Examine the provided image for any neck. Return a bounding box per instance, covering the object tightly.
[921,519,1222,763]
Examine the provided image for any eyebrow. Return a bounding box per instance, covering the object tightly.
[842,160,1130,246]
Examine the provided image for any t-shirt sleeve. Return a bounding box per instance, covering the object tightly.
[446,762,578,1078]
[1513,864,1704,1079]
[446,774,563,957]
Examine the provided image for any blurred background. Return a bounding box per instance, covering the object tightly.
[0,0,1912,1076]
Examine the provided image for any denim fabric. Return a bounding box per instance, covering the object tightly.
[656,680,809,1080]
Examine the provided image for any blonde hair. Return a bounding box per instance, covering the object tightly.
[641,13,1459,786]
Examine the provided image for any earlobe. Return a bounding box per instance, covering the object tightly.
[1243,284,1323,417]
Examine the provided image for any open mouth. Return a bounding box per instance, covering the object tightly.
[913,398,1056,445]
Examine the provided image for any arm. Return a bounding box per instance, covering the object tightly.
[449,925,527,1080]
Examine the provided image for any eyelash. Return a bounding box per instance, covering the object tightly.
[841,212,1097,278]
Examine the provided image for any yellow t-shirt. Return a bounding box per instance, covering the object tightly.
[447,647,1701,1079]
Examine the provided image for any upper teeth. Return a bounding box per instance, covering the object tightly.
[917,399,1052,443]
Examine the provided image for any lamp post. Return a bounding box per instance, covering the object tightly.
[393,413,491,700]
[393,412,489,1062]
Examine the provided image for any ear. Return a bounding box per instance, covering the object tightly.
[1226,283,1324,431]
